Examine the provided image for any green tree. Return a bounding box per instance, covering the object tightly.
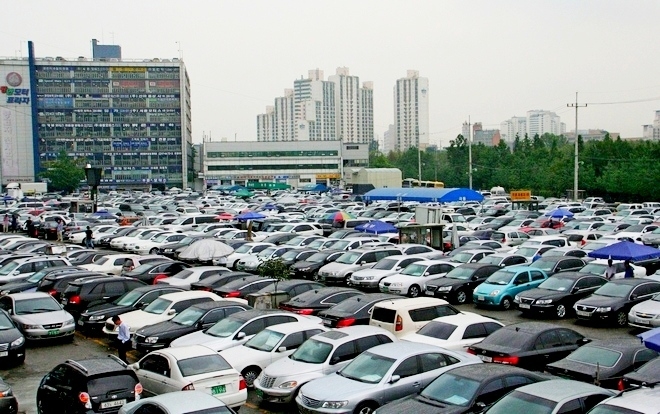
[258,258,290,305]
[39,150,86,193]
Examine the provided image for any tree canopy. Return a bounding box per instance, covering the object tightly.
[39,151,86,193]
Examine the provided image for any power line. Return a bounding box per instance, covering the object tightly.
[587,96,660,105]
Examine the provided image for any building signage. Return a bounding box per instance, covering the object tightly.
[1,72,30,104]
[510,190,532,201]
[316,173,340,179]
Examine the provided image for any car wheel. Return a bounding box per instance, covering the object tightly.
[344,274,352,286]
[408,285,421,298]
[242,366,261,388]
[37,398,47,414]
[555,304,567,319]
[149,248,158,254]
[500,296,513,310]
[615,310,627,327]
[312,272,319,282]
[455,289,468,304]
[354,402,378,414]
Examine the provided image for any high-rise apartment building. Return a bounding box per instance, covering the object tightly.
[500,110,565,142]
[642,110,660,140]
[393,70,429,151]
[0,41,192,188]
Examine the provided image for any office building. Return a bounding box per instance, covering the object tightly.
[393,70,429,151]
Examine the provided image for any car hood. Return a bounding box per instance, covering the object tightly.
[576,295,625,308]
[170,329,234,350]
[84,303,131,316]
[426,278,467,288]
[263,355,324,377]
[1,280,37,292]
[116,309,171,332]
[292,261,323,270]
[474,282,509,295]
[630,299,660,314]
[299,371,377,401]
[136,320,192,337]
[517,288,567,301]
[375,395,468,414]
[0,327,24,344]
[14,310,72,325]
[320,262,354,272]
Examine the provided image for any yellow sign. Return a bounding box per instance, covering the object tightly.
[316,173,340,179]
[110,67,146,72]
[510,190,532,201]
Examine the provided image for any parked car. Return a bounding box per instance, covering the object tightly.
[541,246,590,259]
[514,272,608,318]
[425,263,501,304]
[130,345,246,410]
[546,339,659,389]
[318,293,401,328]
[246,280,325,309]
[190,271,255,292]
[279,287,363,315]
[157,265,230,289]
[588,386,660,414]
[37,355,142,414]
[579,259,646,279]
[36,270,103,302]
[0,292,75,341]
[290,250,345,280]
[628,292,660,329]
[235,246,297,273]
[467,322,589,371]
[0,376,18,414]
[0,309,25,365]
[295,341,482,414]
[62,275,147,319]
[527,257,587,276]
[473,266,549,310]
[369,297,460,338]
[380,260,460,298]
[477,253,529,268]
[0,255,72,284]
[317,248,402,285]
[212,275,277,299]
[254,326,396,405]
[119,391,237,414]
[574,278,660,326]
[0,265,86,295]
[122,260,190,285]
[622,356,660,388]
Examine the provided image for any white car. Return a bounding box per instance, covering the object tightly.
[224,242,275,269]
[379,260,460,297]
[132,232,187,254]
[80,254,140,275]
[130,345,247,410]
[157,266,231,289]
[235,246,297,273]
[349,255,426,290]
[109,228,161,251]
[67,225,117,245]
[219,321,328,387]
[102,291,225,336]
[400,312,504,351]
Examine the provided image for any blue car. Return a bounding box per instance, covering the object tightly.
[473,266,549,310]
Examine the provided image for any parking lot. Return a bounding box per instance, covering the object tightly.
[0,303,640,414]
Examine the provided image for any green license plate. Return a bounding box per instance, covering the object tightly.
[256,388,263,398]
[211,385,226,395]
[47,329,59,336]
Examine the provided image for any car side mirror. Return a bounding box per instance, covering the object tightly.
[6,309,12,315]
[361,261,367,265]
[135,302,146,309]
[475,401,487,409]
[472,275,479,281]
[278,346,287,353]
[167,309,176,315]
[630,294,638,300]
[196,321,204,330]
[389,375,401,384]
[571,287,579,294]
[330,356,341,365]
[395,267,401,271]
[236,332,246,340]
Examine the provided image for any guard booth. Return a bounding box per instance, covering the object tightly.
[69,200,94,213]
[398,223,445,251]
[510,190,540,211]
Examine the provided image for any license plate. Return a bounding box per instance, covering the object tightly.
[576,310,591,317]
[635,319,650,325]
[519,304,530,309]
[381,287,389,292]
[100,399,126,409]
[0,351,7,357]
[322,319,331,326]
[212,384,226,395]
[478,355,493,362]
[47,329,59,336]
[477,295,485,301]
[425,291,434,296]
[77,320,84,326]
[255,388,263,398]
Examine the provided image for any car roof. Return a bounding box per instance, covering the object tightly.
[427,312,502,326]
[66,355,131,376]
[607,278,660,286]
[547,272,603,280]
[443,363,544,381]
[131,285,186,293]
[373,297,449,310]
[598,387,660,412]
[455,263,502,270]
[581,338,653,353]
[188,300,249,311]
[158,290,220,301]
[514,379,613,401]
[367,341,455,359]
[227,309,294,322]
[7,291,55,300]
[314,326,396,344]
[69,275,138,285]
[499,321,571,334]
[156,344,218,359]
[262,320,325,334]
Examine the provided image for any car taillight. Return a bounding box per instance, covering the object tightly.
[239,376,247,390]
[225,291,241,298]
[336,318,356,327]
[134,383,143,396]
[69,295,81,305]
[152,275,167,284]
[79,392,92,408]
[581,239,586,246]
[296,308,314,315]
[466,348,476,355]
[493,355,519,365]
[48,289,57,297]
[618,379,625,391]
[182,383,195,391]
[395,315,403,332]
[200,287,212,292]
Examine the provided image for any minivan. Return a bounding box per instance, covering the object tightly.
[369,297,460,338]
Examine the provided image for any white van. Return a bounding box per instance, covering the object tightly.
[369,297,460,338]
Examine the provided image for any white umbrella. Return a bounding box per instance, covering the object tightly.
[452,222,460,250]
[178,239,234,262]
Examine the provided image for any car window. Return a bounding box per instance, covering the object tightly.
[139,354,170,377]
[331,342,357,364]
[113,259,125,266]
[557,398,582,414]
[513,272,530,285]
[202,309,228,324]
[463,323,487,340]
[633,349,658,367]
[356,336,381,353]
[535,330,562,350]
[581,395,610,411]
[326,292,358,305]
[484,322,503,335]
[172,298,209,314]
[558,329,584,346]
[419,353,453,372]
[104,281,125,295]
[505,375,535,387]
[393,356,419,378]
[241,319,265,336]
[280,332,304,350]
[530,271,545,281]
[265,315,297,327]
[481,378,505,395]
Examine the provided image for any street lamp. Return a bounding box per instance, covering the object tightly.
[84,163,102,213]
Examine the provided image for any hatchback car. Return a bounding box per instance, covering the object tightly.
[473,266,549,310]
[0,292,75,341]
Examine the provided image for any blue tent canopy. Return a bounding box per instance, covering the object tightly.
[355,220,398,234]
[587,240,660,261]
[363,187,484,203]
[300,184,328,192]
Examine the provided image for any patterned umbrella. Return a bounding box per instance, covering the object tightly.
[325,211,355,221]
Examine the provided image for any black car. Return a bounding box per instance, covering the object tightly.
[574,278,660,326]
[62,276,146,319]
[0,309,25,366]
[0,377,18,414]
[528,257,587,276]
[95,227,135,248]
[467,322,589,371]
[132,300,251,353]
[69,250,115,266]
[157,235,212,259]
[425,263,502,304]
[289,250,344,280]
[278,248,318,267]
[622,356,660,388]
[37,271,105,302]
[77,285,185,333]
[212,275,277,299]
[546,339,659,389]
[260,233,299,245]
[376,364,550,414]
[37,355,141,414]
[479,217,516,230]
[123,260,190,284]
[318,293,400,327]
[515,272,608,319]
[0,266,87,295]
[36,221,59,240]
[279,287,363,315]
[246,280,325,309]
[190,271,255,292]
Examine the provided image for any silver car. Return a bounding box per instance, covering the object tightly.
[119,390,234,414]
[295,341,482,414]
[0,292,75,341]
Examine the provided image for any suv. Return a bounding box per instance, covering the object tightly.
[369,297,460,338]
[37,355,142,413]
[317,248,402,285]
[254,326,396,404]
[37,271,104,302]
[62,276,147,319]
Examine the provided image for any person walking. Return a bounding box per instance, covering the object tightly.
[605,259,617,280]
[624,260,634,278]
[10,215,17,233]
[112,315,131,363]
[56,218,64,243]
[26,218,35,238]
[2,214,8,233]
[85,226,94,248]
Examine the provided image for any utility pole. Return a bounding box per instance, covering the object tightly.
[567,93,587,201]
[417,135,422,184]
[468,116,473,190]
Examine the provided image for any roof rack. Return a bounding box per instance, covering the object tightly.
[107,354,128,367]
[66,359,88,373]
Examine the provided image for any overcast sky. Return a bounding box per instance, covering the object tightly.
[2,0,659,147]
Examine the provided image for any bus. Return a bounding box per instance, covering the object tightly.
[402,178,445,188]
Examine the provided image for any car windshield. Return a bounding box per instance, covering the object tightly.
[372,258,398,271]
[15,297,61,314]
[26,268,52,283]
[177,354,232,377]
[445,267,477,280]
[129,264,153,274]
[178,236,196,244]
[281,250,302,260]
[338,351,395,384]
[583,241,611,251]
[336,252,361,264]
[113,290,144,306]
[138,231,157,240]
[172,270,194,280]
[542,249,565,258]
[0,312,15,330]
[486,391,554,414]
[0,261,20,276]
[307,240,326,250]
[205,317,244,338]
[594,283,633,298]
[515,247,539,257]
[290,338,333,364]
[529,260,556,272]
[451,253,475,263]
[485,270,516,285]
[171,307,205,326]
[285,236,306,246]
[580,263,606,276]
[306,252,331,263]
[538,277,575,291]
[151,234,170,243]
[400,263,428,277]
[653,293,660,302]
[567,345,622,368]
[478,255,505,265]
[234,244,254,254]
[258,247,278,258]
[416,321,457,340]
[330,240,352,251]
[143,298,172,315]
[244,329,285,352]
[420,373,480,406]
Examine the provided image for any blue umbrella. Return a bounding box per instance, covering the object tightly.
[638,327,660,353]
[544,208,574,218]
[235,211,266,221]
[587,240,660,261]
[355,220,397,235]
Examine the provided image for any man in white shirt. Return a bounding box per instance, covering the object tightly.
[112,315,131,363]
[605,259,617,280]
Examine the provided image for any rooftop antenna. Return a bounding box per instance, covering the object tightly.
[109,32,115,44]
[175,41,183,60]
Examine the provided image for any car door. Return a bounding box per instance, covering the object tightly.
[39,364,77,413]
[529,270,547,288]
[504,256,527,267]
[386,355,423,403]
[100,281,126,303]
[508,271,531,297]
[530,330,571,370]
[199,308,232,329]
[136,353,177,396]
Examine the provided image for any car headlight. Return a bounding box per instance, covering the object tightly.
[164,248,173,252]
[437,286,452,292]
[299,267,310,272]
[489,290,500,296]
[10,336,25,347]
[22,324,40,330]
[0,290,8,295]
[514,295,520,302]
[535,299,553,305]
[64,318,74,326]
[596,307,612,313]
[321,401,348,409]
[89,315,105,321]
[330,271,339,276]
[145,336,159,343]
[278,380,298,389]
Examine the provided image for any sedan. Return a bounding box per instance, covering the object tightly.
[477,253,529,268]
[157,266,230,289]
[123,260,190,285]
[190,271,255,292]
[527,257,587,276]
[130,345,247,410]
[546,339,659,389]
[628,293,660,329]
[296,341,482,414]
[290,250,345,280]
[467,322,589,371]
[380,260,460,298]
[279,287,363,315]
[119,391,237,414]
[318,293,401,328]
[0,309,25,365]
[425,263,501,304]
[0,292,75,341]
[622,356,660,388]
